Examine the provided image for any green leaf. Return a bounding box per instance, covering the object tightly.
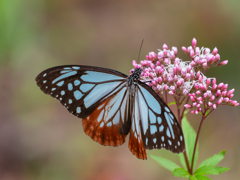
[194,166,230,175]
[189,175,198,180]
[198,150,226,168]
[194,175,211,180]
[168,101,176,106]
[150,155,180,171]
[178,115,198,169]
[172,168,190,177]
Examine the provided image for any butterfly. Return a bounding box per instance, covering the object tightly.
[35,65,185,159]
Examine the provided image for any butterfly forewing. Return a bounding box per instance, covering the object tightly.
[136,82,185,153]
[35,65,128,118]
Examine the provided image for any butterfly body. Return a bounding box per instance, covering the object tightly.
[36,65,185,159]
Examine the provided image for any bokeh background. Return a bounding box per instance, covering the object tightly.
[0,0,239,179]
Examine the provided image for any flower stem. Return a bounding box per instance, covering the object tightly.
[190,115,205,174]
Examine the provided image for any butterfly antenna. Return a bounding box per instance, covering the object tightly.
[137,38,145,63]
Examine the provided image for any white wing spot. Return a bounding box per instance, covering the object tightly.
[180,135,183,141]
[153,138,157,143]
[43,80,47,83]
[178,141,180,146]
[168,140,172,145]
[43,73,47,77]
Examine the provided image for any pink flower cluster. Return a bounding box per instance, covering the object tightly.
[132,38,239,115]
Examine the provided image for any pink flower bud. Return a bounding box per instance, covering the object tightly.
[192,38,197,48]
[218,83,224,89]
[151,80,157,86]
[217,60,228,66]
[216,89,221,97]
[172,46,178,55]
[229,100,239,106]
[217,97,223,105]
[184,104,192,108]
[191,110,195,114]
[227,89,235,96]
[164,85,169,91]
[195,47,200,55]
[196,90,201,95]
[224,98,229,102]
[163,44,169,50]
[221,91,227,97]
[212,47,218,55]
[208,102,212,106]
[210,95,215,101]
[190,96,195,102]
[182,46,188,53]
[213,104,217,109]
[204,48,210,54]
[190,50,195,57]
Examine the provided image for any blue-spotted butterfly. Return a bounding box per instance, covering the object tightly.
[36,65,185,159]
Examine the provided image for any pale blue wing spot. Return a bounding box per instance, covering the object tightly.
[97,103,104,110]
[84,81,121,108]
[74,80,81,86]
[57,81,64,86]
[165,106,170,112]
[69,99,72,104]
[59,97,62,101]
[43,73,47,77]
[153,138,157,143]
[169,113,174,120]
[120,94,127,121]
[138,91,148,135]
[159,125,164,132]
[168,140,172,145]
[164,112,175,139]
[146,138,148,145]
[43,80,47,83]
[74,90,83,100]
[72,66,80,69]
[63,67,72,70]
[52,71,77,84]
[68,83,73,91]
[134,132,137,138]
[133,98,141,136]
[132,115,135,132]
[60,70,71,74]
[100,122,104,128]
[150,125,157,134]
[56,95,59,98]
[157,117,162,124]
[80,84,95,93]
[166,128,171,138]
[97,110,104,122]
[139,86,161,114]
[177,141,180,146]
[76,107,81,113]
[161,136,164,142]
[51,88,56,91]
[149,109,156,124]
[112,111,120,125]
[180,135,183,141]
[46,86,48,88]
[107,122,112,127]
[105,87,126,122]
[81,71,124,82]
[61,90,65,95]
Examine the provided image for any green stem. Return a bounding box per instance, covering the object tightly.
[190,116,205,174]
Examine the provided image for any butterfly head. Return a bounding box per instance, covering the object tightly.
[128,68,143,84]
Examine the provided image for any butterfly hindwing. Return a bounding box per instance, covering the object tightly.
[82,81,131,146]
[135,81,185,153]
[35,65,128,118]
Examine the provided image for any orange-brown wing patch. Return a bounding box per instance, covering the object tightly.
[82,92,129,146]
[128,128,147,160]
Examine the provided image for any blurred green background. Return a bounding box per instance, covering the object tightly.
[0,0,239,179]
